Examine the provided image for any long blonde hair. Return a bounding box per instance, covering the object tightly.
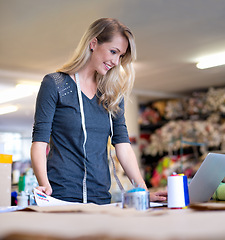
[57,18,136,115]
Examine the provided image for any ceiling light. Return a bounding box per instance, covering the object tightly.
[196,51,225,69]
[0,88,32,104]
[16,83,40,93]
[0,83,40,104]
[0,105,18,115]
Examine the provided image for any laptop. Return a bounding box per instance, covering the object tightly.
[189,152,225,203]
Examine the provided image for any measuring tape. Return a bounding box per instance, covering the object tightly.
[75,72,124,203]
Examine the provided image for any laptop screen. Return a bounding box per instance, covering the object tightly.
[188,153,225,203]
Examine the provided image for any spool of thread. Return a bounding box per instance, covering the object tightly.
[167,174,190,209]
[122,187,150,211]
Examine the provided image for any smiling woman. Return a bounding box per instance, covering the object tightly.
[57,18,136,115]
[31,18,167,205]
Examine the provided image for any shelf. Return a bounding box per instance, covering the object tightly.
[140,121,166,132]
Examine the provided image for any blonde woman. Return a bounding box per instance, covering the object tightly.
[31,18,167,204]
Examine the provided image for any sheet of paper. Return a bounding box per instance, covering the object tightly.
[0,206,25,213]
[34,188,166,208]
[33,188,80,207]
[150,202,166,207]
[106,202,165,208]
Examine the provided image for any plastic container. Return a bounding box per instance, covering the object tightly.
[17,191,28,207]
[122,187,150,211]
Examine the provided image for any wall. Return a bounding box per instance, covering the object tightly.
[124,93,141,165]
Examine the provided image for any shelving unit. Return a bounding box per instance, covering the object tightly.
[138,87,225,188]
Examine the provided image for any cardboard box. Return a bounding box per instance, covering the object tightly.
[0,154,12,206]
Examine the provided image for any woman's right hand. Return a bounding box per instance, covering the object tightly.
[36,185,52,196]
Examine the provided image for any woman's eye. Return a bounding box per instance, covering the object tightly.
[110,50,116,54]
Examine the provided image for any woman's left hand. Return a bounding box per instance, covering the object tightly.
[150,191,167,202]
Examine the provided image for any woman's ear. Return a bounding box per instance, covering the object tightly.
[90,38,98,51]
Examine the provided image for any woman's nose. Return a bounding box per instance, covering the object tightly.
[112,56,120,66]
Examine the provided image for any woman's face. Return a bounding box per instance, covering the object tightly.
[90,33,128,75]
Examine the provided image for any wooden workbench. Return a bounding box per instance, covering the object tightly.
[0,203,225,240]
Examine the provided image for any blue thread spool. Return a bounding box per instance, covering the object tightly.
[122,187,150,211]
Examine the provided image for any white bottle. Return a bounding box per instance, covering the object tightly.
[17,191,28,207]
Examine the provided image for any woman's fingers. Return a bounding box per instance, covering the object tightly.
[150,191,167,202]
[36,186,52,196]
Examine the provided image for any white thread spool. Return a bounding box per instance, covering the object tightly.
[167,174,189,209]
